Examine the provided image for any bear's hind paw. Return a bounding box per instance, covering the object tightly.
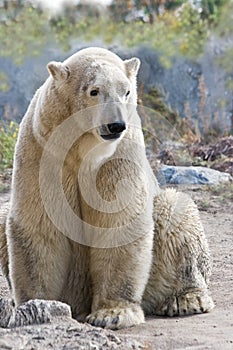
[86,304,144,330]
[157,289,215,317]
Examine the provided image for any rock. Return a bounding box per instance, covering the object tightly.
[158,165,232,185]
[0,318,145,350]
[0,298,72,328]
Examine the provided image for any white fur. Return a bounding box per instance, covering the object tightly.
[0,47,214,330]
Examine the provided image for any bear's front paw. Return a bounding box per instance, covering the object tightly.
[86,303,144,330]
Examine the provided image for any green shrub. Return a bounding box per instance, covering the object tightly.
[0,1,209,65]
[0,121,18,171]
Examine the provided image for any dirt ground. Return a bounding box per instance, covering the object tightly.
[0,184,232,350]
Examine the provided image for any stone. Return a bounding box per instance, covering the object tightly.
[158,165,232,185]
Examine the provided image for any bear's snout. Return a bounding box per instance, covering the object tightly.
[107,122,126,134]
[100,121,126,141]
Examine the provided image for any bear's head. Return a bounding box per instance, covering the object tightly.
[46,47,140,145]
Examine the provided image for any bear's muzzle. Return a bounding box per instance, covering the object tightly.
[99,121,126,141]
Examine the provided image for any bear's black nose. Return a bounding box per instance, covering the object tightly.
[107,122,126,134]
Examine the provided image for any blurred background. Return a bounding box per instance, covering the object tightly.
[0,0,233,182]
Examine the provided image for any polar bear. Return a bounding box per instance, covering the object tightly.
[0,47,214,330]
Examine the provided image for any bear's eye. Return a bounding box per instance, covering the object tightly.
[90,89,99,96]
[126,91,130,97]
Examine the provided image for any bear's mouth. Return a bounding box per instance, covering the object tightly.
[100,133,121,140]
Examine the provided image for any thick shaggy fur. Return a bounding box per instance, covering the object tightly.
[0,48,214,329]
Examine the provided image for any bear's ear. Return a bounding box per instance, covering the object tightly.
[47,61,70,81]
[124,58,141,78]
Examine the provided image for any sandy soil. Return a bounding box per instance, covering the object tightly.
[0,185,232,349]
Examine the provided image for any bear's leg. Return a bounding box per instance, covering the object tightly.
[7,218,71,305]
[86,233,153,330]
[0,220,10,288]
[0,218,73,327]
[0,203,10,288]
[143,189,214,317]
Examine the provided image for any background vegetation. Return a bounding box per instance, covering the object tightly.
[0,0,231,85]
[0,0,231,64]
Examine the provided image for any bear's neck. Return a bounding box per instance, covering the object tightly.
[32,81,72,147]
